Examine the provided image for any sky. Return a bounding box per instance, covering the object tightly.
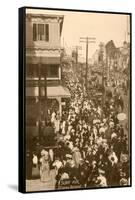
[27,8,130,59]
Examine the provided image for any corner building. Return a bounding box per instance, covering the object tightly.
[26,12,70,138]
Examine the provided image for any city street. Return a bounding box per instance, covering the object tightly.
[24,9,131,192]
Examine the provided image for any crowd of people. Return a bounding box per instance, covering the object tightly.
[27,76,130,189]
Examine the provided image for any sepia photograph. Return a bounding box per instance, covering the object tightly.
[19,7,131,193]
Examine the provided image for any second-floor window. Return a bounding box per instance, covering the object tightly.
[33,23,49,41]
[41,65,59,78]
[26,64,59,79]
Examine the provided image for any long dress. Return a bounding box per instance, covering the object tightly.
[40,151,51,182]
[72,148,82,168]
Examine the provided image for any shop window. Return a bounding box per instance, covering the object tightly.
[26,97,38,126]
[26,118,37,126]
[26,97,37,105]
[26,64,38,78]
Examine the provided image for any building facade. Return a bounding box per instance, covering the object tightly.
[26,12,70,138]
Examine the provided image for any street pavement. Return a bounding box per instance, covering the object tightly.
[26,169,56,192]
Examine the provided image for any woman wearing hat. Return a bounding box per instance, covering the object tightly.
[72,147,82,168]
[39,149,51,182]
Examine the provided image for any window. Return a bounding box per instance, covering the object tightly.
[33,23,49,41]
[26,64,59,79]
[40,65,59,78]
[45,24,49,41]
[47,65,59,78]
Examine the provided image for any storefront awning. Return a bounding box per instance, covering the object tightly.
[26,86,71,98]
[47,86,70,98]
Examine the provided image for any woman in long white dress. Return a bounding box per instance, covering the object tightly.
[40,149,51,182]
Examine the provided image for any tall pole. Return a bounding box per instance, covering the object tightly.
[38,58,42,139]
[44,63,47,124]
[39,57,47,140]
[80,37,96,94]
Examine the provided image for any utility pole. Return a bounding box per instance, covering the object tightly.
[44,62,47,125]
[38,57,42,139]
[80,37,96,93]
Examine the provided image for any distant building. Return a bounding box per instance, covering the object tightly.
[91,49,99,66]
[119,41,130,70]
[26,12,70,137]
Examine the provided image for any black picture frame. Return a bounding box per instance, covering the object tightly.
[19,6,132,193]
